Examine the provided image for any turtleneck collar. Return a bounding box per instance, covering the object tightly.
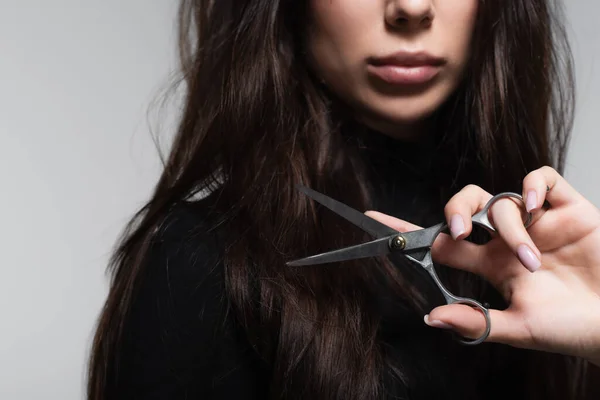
[348,125,444,227]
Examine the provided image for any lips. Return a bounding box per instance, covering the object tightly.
[367,51,446,86]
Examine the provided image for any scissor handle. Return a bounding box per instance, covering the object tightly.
[401,191,532,346]
[445,296,491,345]
[472,192,533,234]
[417,253,491,345]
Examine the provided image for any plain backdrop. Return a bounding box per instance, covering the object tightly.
[0,2,598,399]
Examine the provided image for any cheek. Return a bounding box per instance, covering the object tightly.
[442,2,479,69]
[305,1,377,77]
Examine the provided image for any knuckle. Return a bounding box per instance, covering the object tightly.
[523,169,540,183]
[463,184,481,194]
[458,184,484,201]
[540,165,558,176]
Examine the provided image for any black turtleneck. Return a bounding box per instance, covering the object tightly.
[113,132,529,399]
[355,128,442,224]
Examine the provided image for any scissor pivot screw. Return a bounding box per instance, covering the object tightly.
[391,235,406,250]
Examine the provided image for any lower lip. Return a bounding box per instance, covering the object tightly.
[367,64,441,85]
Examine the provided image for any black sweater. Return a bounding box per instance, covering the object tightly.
[114,136,535,399]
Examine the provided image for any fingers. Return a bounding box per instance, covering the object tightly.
[445,184,542,273]
[366,172,570,280]
[444,185,492,240]
[489,198,542,272]
[364,210,421,232]
[523,166,583,210]
[365,210,487,278]
[424,304,528,347]
[522,166,600,249]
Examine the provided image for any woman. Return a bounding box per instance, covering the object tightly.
[87,0,600,399]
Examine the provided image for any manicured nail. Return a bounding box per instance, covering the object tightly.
[424,315,453,329]
[526,190,538,212]
[517,244,541,272]
[450,214,465,240]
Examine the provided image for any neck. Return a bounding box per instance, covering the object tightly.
[354,112,435,143]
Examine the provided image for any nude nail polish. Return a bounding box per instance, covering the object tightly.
[424,315,453,329]
[450,214,465,240]
[526,190,538,212]
[517,244,541,272]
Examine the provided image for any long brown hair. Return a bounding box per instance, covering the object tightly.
[87,0,597,399]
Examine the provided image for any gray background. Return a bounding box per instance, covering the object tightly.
[0,1,597,399]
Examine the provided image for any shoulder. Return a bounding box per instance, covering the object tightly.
[116,198,267,398]
[146,198,226,284]
[122,197,227,352]
[153,196,226,256]
[130,196,232,336]
[131,199,227,317]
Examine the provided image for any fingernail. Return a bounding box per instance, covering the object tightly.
[526,190,538,212]
[424,314,453,329]
[450,214,465,240]
[517,244,541,272]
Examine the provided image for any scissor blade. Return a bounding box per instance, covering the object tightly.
[296,184,399,239]
[401,222,446,251]
[286,237,391,266]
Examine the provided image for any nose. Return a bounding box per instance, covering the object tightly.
[385,0,434,30]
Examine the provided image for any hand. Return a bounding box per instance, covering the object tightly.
[366,166,600,365]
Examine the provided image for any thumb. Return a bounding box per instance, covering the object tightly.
[424,304,524,346]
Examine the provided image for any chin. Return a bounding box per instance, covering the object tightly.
[355,81,457,126]
[361,99,443,129]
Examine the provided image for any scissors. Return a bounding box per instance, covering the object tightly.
[286,184,533,345]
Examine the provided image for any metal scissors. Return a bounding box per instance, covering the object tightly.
[286,185,533,345]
